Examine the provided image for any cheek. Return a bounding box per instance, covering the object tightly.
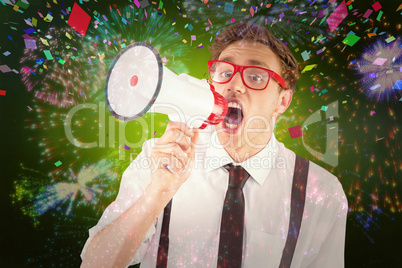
[212,83,225,95]
[248,92,278,115]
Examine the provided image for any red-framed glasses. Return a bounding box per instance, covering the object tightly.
[207,60,287,90]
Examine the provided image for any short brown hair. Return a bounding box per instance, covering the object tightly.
[209,22,299,92]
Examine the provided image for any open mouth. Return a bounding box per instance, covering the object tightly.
[223,100,244,132]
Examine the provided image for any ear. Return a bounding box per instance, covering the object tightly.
[275,89,293,115]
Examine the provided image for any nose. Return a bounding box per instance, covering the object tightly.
[228,71,246,94]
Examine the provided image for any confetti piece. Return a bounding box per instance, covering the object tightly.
[288,125,303,139]
[370,84,381,90]
[24,39,37,49]
[133,0,140,8]
[54,161,62,167]
[250,6,255,17]
[0,65,12,73]
[40,37,49,46]
[376,10,383,21]
[224,2,234,14]
[342,33,360,46]
[363,9,373,18]
[0,90,6,96]
[385,36,396,43]
[124,145,131,150]
[301,50,310,61]
[308,109,313,113]
[370,111,376,115]
[327,0,348,32]
[67,3,91,36]
[44,13,53,22]
[372,1,382,11]
[27,106,33,110]
[316,47,326,54]
[43,50,53,60]
[154,131,157,135]
[372,58,387,66]
[321,105,328,111]
[3,51,11,56]
[16,0,29,9]
[301,64,317,73]
[392,80,402,90]
[24,28,35,34]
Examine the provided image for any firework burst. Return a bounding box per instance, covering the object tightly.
[352,38,402,102]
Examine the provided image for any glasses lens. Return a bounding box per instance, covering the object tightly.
[243,68,270,90]
[209,62,234,83]
[209,62,271,90]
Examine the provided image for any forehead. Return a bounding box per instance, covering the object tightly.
[218,40,282,73]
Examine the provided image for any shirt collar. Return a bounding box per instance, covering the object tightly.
[204,130,279,185]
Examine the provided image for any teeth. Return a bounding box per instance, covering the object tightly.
[225,122,238,129]
[228,102,241,109]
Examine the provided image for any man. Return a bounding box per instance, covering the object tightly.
[81,22,348,267]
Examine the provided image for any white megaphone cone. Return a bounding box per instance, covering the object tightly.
[105,42,228,129]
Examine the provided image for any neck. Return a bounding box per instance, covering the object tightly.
[222,131,273,163]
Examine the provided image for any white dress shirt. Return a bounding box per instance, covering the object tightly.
[81,126,348,267]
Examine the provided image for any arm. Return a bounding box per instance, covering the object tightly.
[81,122,199,268]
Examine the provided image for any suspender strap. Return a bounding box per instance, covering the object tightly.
[156,199,173,268]
[279,155,310,268]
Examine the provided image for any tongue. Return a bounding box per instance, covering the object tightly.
[225,107,243,125]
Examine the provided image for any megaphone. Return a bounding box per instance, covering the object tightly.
[105,42,228,129]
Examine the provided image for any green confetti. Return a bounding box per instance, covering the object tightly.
[342,34,361,47]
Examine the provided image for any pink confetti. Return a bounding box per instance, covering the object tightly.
[363,9,373,18]
[327,0,348,32]
[250,7,255,17]
[372,58,387,66]
[288,125,303,139]
[372,1,382,11]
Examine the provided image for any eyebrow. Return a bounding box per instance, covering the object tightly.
[220,56,271,69]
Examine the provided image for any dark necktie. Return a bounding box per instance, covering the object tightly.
[217,164,250,268]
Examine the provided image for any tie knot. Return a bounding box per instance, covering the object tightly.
[223,164,250,189]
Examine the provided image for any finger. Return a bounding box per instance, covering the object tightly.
[152,152,184,173]
[188,128,199,159]
[157,123,194,144]
[155,143,189,167]
[166,122,194,137]
[157,130,193,153]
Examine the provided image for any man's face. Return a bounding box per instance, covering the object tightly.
[212,40,292,155]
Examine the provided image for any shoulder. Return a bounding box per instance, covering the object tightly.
[276,139,346,206]
[305,160,348,214]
